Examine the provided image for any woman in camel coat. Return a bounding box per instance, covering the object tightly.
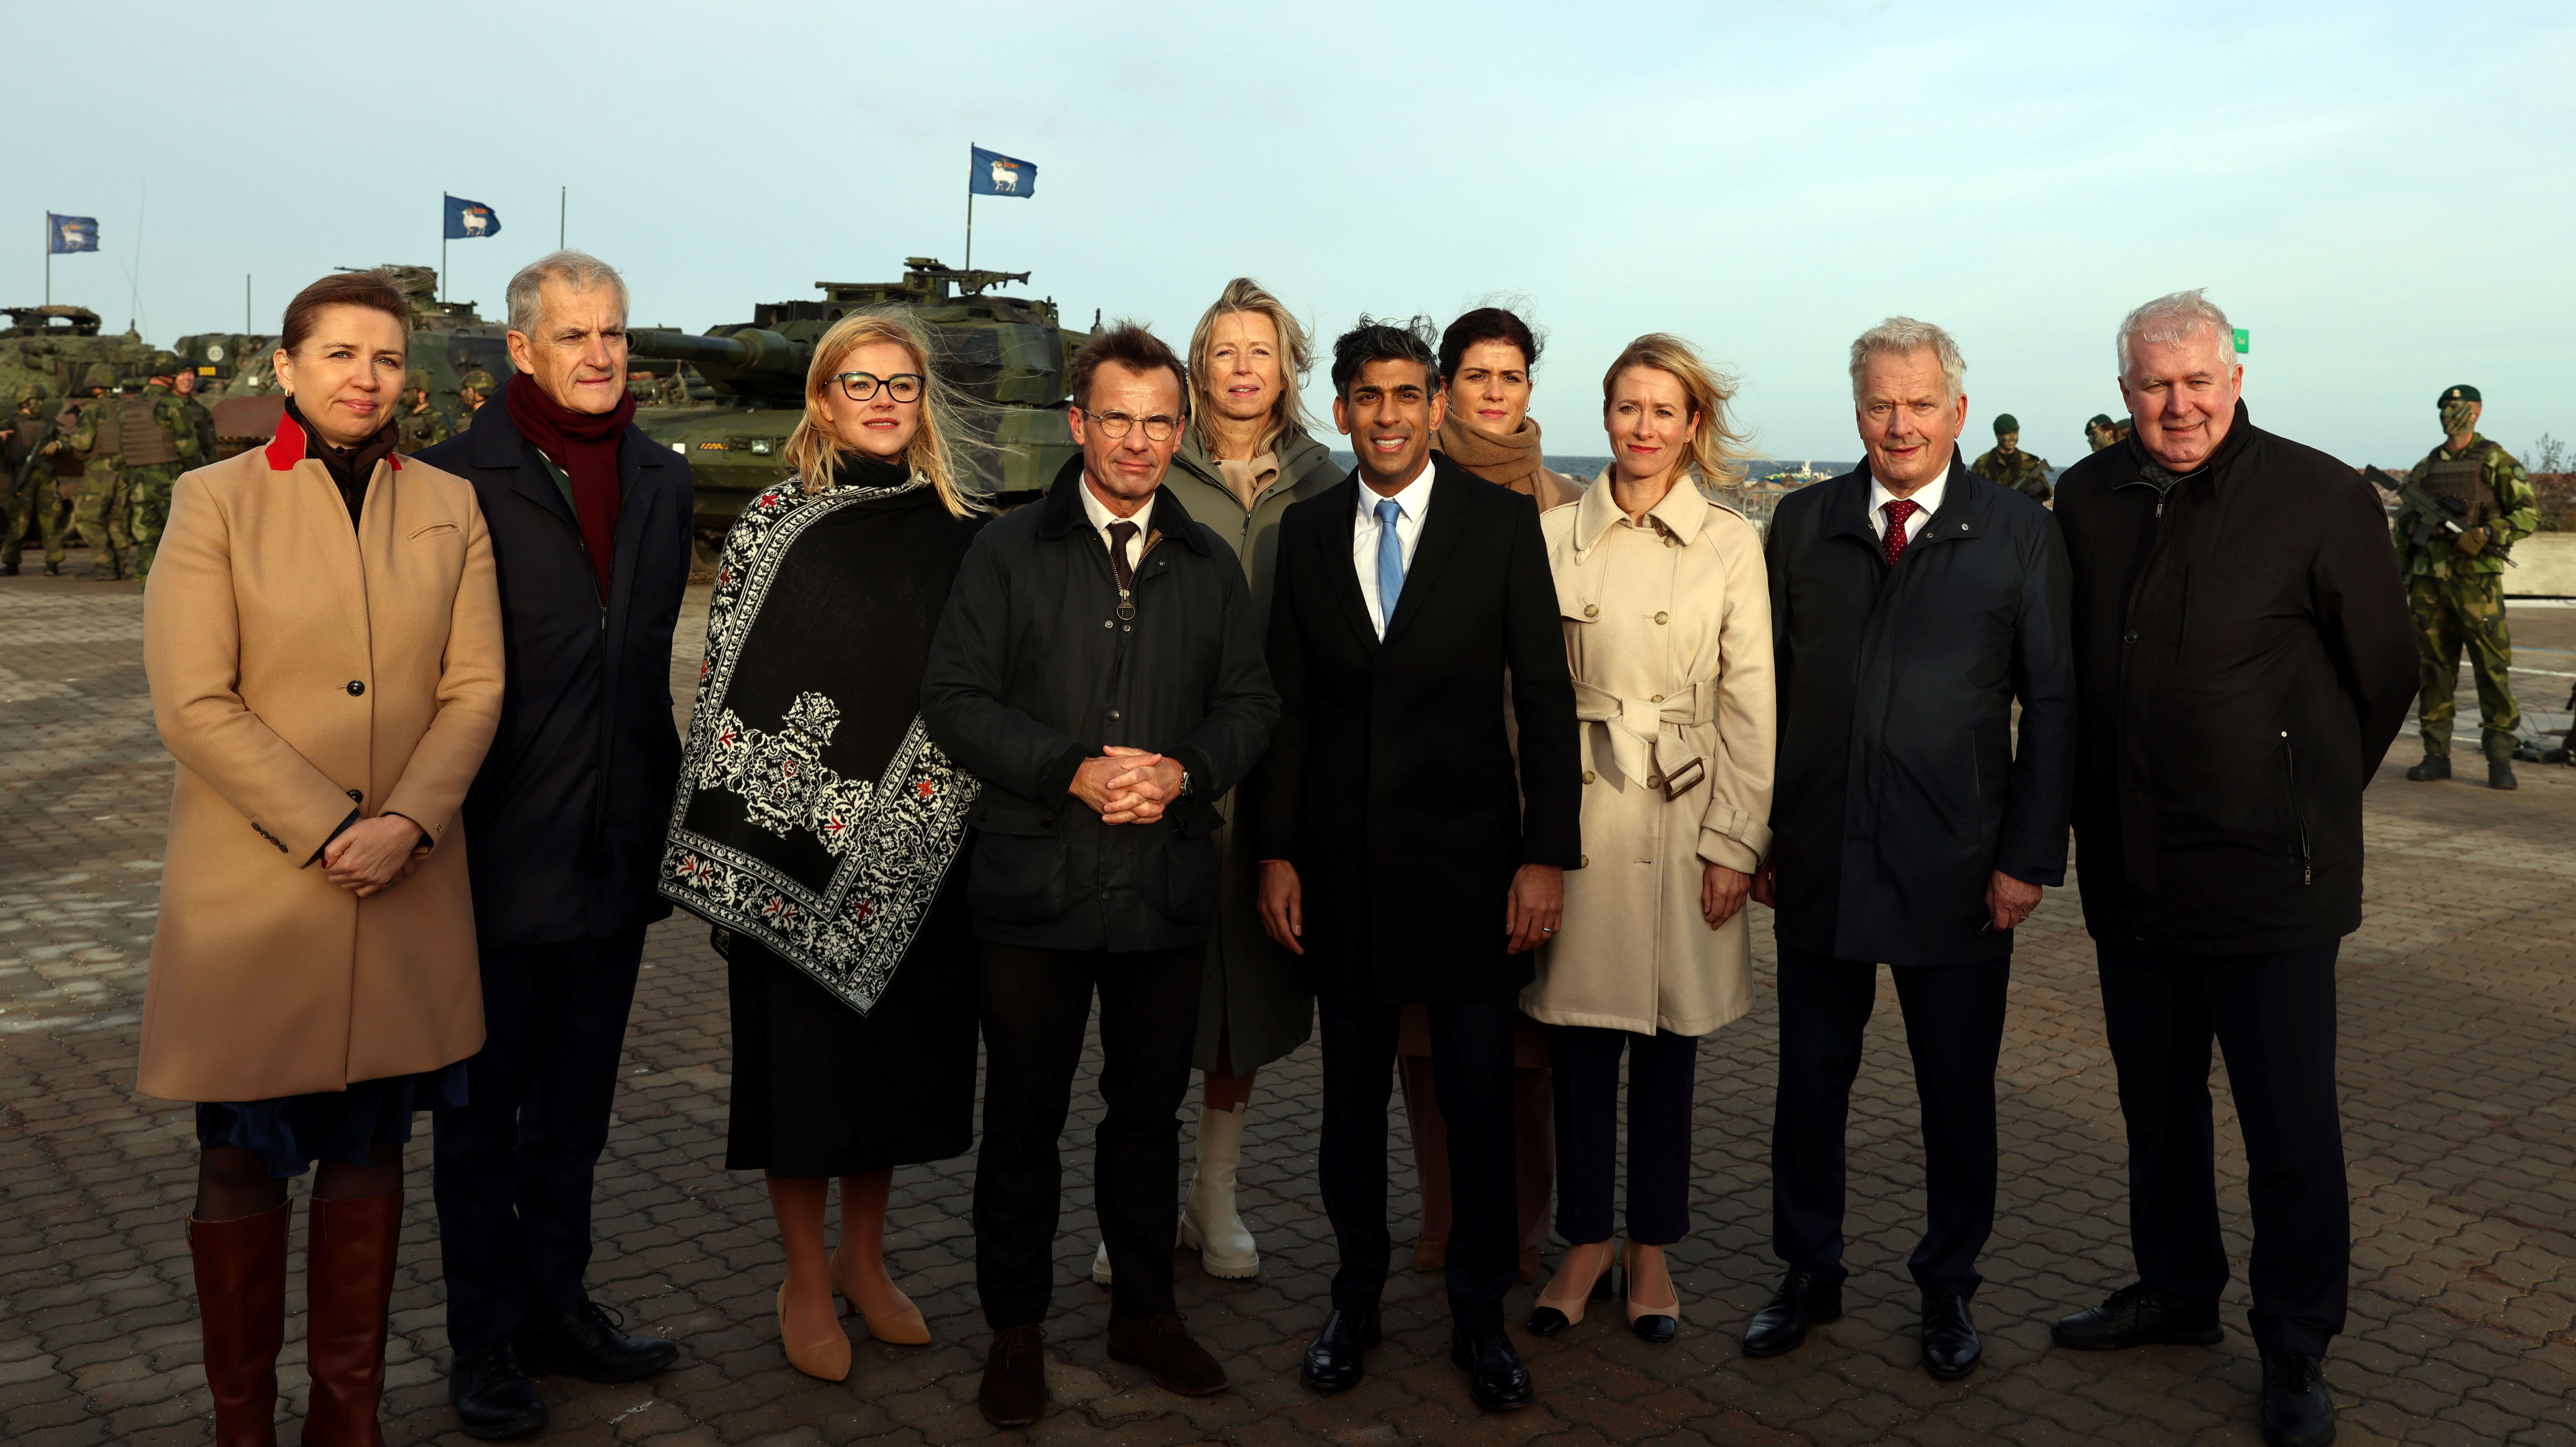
[1523,334,1774,1345]
[143,268,504,1447]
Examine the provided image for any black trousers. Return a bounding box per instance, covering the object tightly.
[2098,941,2348,1357]
[975,941,1203,1330]
[1771,945,2009,1295]
[1549,1024,1700,1246]
[1320,994,1518,1332]
[432,926,647,1355]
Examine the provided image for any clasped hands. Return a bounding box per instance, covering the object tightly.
[321,814,431,898]
[1748,864,2042,933]
[1067,745,1182,825]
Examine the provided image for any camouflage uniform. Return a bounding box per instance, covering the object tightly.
[1969,413,2053,502]
[396,369,453,452]
[67,368,132,579]
[4,386,72,572]
[2395,392,2538,766]
[456,368,497,417]
[122,382,202,579]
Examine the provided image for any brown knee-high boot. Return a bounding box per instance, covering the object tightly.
[302,1192,401,1447]
[188,1202,291,1447]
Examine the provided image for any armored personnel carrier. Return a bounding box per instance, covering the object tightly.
[629,257,1091,544]
[0,305,161,404]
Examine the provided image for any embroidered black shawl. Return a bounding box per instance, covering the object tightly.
[659,473,984,1014]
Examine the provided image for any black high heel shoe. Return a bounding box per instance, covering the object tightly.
[1525,1250,1618,1336]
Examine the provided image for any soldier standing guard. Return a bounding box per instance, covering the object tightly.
[2084,414,2120,453]
[457,368,496,416]
[2397,383,2537,790]
[4,383,72,574]
[173,367,218,462]
[67,364,132,580]
[122,368,202,580]
[398,367,453,452]
[1970,413,2053,502]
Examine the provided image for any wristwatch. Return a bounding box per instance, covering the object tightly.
[1177,769,1194,800]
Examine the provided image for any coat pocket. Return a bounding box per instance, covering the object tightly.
[967,796,1074,924]
[2278,732,2312,885]
[1161,818,1221,926]
[407,521,461,541]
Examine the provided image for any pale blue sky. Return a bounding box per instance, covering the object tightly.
[13,1,2570,466]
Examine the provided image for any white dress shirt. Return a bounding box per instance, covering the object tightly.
[1866,456,1949,547]
[1078,474,1148,575]
[1351,456,1434,638]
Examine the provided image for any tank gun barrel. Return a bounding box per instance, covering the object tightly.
[629,327,808,383]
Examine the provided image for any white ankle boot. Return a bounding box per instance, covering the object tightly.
[1090,1238,1112,1286]
[1177,1102,1259,1278]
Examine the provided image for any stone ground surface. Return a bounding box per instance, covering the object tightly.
[3,556,2574,1447]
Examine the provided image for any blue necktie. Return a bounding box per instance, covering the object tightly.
[1374,497,1404,631]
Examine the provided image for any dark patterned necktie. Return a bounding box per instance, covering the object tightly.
[1106,520,1138,592]
[1881,499,1920,567]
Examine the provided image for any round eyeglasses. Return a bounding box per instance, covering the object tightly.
[1082,409,1180,442]
[834,371,924,403]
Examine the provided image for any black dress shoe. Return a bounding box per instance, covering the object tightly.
[450,1339,548,1440]
[513,1300,679,1383]
[2050,1282,2223,1351]
[1449,1326,1532,1411]
[1920,1289,1981,1380]
[1301,1307,1379,1393]
[2260,1352,2336,1447]
[980,1323,1048,1427]
[1742,1269,1841,1358]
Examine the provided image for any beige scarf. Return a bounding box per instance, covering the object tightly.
[1437,412,1546,497]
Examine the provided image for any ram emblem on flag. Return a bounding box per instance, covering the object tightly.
[444,194,501,240]
[970,147,1036,198]
[47,214,99,255]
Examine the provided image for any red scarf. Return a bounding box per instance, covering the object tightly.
[505,371,636,596]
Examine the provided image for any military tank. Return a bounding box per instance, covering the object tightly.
[629,257,1091,543]
[0,305,161,404]
[178,264,514,459]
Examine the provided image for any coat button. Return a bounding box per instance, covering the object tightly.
[2122,630,2139,644]
[1102,619,1115,629]
[346,680,365,695]
[1651,693,1664,703]
[1580,854,1589,867]
[1655,611,1670,624]
[346,789,362,802]
[1583,604,1598,617]
[1647,772,1664,787]
[1106,709,1121,721]
[1582,770,1596,784]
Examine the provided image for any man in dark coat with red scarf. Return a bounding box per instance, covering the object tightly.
[418,251,696,1439]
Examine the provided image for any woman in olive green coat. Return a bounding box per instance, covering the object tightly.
[1089,278,1337,1284]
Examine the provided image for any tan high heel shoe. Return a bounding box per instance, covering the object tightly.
[833,1247,929,1346]
[778,1282,852,1381]
[1525,1240,1618,1336]
[1623,1241,1681,1344]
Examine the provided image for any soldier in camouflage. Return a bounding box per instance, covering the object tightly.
[456,367,496,416]
[121,367,203,580]
[172,366,219,462]
[4,383,72,574]
[2084,413,2120,453]
[66,363,132,580]
[1970,412,2053,502]
[2395,383,2538,790]
[397,367,453,452]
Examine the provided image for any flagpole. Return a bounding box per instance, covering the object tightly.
[964,191,975,274]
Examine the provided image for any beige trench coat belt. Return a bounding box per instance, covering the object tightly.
[1572,678,1716,799]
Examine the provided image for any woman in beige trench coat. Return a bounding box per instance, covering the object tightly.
[1522,334,1774,1345]
[142,269,504,1447]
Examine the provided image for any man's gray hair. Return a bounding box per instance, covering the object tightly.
[2117,289,2235,378]
[506,249,629,337]
[1848,316,1965,403]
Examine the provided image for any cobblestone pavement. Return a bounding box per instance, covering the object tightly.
[4,558,2574,1447]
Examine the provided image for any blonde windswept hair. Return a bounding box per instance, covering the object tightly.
[1601,333,1750,486]
[782,310,981,516]
[1186,277,1317,457]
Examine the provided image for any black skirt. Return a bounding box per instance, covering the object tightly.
[723,874,977,1176]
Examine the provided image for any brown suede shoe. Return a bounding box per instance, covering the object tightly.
[979,1324,1048,1427]
[1106,1312,1228,1397]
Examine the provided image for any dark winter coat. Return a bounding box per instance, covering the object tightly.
[416,395,695,948]
[2050,402,2415,954]
[920,459,1281,954]
[1764,454,2075,967]
[1249,456,1583,1005]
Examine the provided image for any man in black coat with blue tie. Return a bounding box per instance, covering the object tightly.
[1749,316,2075,1382]
[1252,317,1582,1411]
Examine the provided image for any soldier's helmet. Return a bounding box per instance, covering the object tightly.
[14,381,49,406]
[83,362,118,390]
[406,368,433,393]
[459,368,496,395]
[1993,413,2020,438]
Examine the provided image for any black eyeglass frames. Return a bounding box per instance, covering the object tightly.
[834,371,925,402]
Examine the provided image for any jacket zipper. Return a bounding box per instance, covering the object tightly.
[2175,567,2190,662]
[2280,731,2311,884]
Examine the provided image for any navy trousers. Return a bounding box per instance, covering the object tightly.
[1319,994,1519,1332]
[1548,1024,1699,1246]
[433,927,647,1355]
[2097,941,2348,1357]
[1770,944,2010,1295]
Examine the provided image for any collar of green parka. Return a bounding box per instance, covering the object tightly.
[1166,423,1342,518]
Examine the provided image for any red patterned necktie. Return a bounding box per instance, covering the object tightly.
[1881,498,1920,566]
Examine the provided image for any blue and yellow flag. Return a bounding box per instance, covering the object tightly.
[969,147,1036,198]
[47,214,98,254]
[444,195,502,240]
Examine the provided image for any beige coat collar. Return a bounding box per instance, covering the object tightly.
[1572,469,1708,553]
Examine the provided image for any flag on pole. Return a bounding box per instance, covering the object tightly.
[47,214,99,254]
[444,195,502,240]
[969,147,1036,198]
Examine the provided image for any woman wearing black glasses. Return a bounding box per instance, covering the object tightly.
[659,311,987,1380]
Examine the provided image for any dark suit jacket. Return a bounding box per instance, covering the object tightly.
[1250,455,1582,1004]
[1765,454,2075,967]
[417,390,694,948]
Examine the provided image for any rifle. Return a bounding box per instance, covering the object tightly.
[2375,466,2513,565]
